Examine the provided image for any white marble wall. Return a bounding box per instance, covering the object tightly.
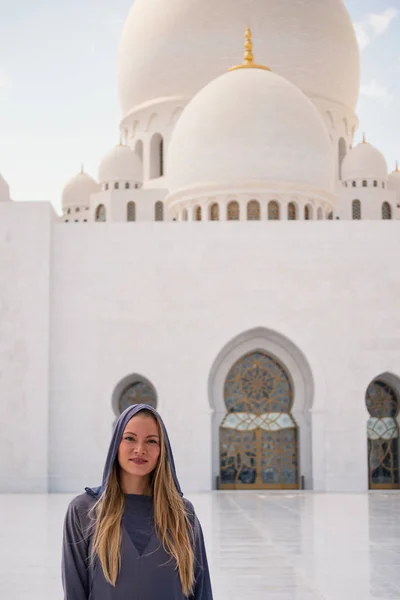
[2,206,400,492]
[0,202,54,492]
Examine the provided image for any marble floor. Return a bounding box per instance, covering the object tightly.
[0,491,399,599]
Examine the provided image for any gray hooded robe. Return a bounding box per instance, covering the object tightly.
[61,404,213,600]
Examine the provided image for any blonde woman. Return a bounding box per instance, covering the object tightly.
[62,404,213,599]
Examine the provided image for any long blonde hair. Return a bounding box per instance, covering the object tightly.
[88,410,195,597]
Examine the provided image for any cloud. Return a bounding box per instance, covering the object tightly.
[360,80,393,102]
[355,7,399,50]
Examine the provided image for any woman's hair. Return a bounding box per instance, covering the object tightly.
[88,409,195,597]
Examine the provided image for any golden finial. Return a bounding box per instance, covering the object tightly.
[395,160,399,172]
[362,132,366,144]
[229,28,271,72]
[80,163,84,174]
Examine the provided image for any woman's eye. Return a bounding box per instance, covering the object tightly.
[148,439,158,444]
[125,436,134,442]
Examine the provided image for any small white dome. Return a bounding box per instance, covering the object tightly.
[388,162,400,194]
[0,173,11,202]
[167,66,334,196]
[62,170,99,209]
[98,143,142,184]
[341,141,388,182]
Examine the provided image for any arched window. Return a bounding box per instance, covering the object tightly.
[327,211,333,220]
[95,204,106,222]
[288,202,297,221]
[195,206,202,221]
[247,200,260,220]
[160,138,164,177]
[182,209,188,222]
[118,380,158,415]
[105,183,109,191]
[344,182,348,188]
[338,137,347,179]
[366,379,399,489]
[304,205,312,220]
[210,203,219,221]
[317,207,323,220]
[127,201,136,222]
[150,133,164,178]
[373,180,378,188]
[382,202,392,220]
[125,182,130,190]
[352,181,356,188]
[268,201,280,220]
[362,180,367,188]
[114,182,119,190]
[76,207,80,213]
[227,201,239,221]
[135,140,144,181]
[220,351,298,489]
[155,201,164,221]
[352,199,361,220]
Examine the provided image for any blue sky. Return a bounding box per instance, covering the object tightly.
[0,0,399,211]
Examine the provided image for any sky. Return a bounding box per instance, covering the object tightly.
[0,0,399,212]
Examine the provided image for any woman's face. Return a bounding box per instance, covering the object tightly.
[118,414,161,479]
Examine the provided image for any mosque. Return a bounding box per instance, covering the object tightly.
[1,0,400,495]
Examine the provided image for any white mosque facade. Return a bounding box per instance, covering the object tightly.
[1,0,400,494]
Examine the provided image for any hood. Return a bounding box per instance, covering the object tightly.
[85,404,183,499]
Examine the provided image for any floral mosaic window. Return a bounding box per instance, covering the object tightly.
[220,352,298,489]
[366,380,399,488]
[118,381,157,414]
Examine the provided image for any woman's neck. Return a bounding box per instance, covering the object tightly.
[120,472,152,495]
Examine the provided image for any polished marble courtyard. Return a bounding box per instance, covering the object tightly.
[0,491,399,599]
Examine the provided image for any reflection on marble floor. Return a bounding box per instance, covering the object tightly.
[0,491,400,599]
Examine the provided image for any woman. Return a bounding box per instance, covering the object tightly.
[62,404,213,599]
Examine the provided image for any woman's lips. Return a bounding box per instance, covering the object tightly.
[129,458,148,465]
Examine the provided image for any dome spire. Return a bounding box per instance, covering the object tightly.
[362,132,366,144]
[229,28,271,72]
[395,160,399,172]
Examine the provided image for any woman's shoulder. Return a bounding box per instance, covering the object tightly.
[66,491,98,522]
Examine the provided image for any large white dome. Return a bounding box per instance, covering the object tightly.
[167,66,335,196]
[118,0,360,118]
[341,141,388,182]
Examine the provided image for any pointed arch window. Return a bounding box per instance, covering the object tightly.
[382,202,392,220]
[247,200,260,221]
[95,204,106,222]
[352,181,356,188]
[304,205,312,221]
[155,201,164,221]
[268,201,280,221]
[288,202,297,221]
[352,199,361,220]
[227,201,239,221]
[127,201,136,222]
[195,206,202,221]
[362,180,367,188]
[210,203,219,221]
